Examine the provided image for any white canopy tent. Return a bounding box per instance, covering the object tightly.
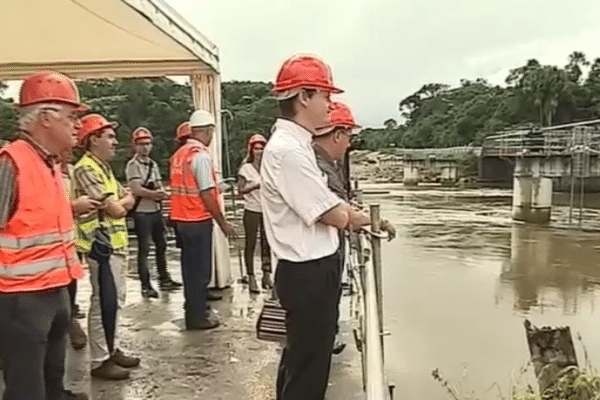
[0,0,232,288]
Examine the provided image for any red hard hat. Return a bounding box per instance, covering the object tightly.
[273,55,343,96]
[132,127,153,143]
[247,133,267,151]
[19,71,87,111]
[78,114,118,146]
[176,122,191,141]
[316,102,360,136]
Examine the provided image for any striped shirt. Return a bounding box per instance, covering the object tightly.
[0,134,57,229]
[125,155,162,213]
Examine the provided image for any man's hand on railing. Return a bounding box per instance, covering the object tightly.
[379,219,396,241]
[359,219,396,242]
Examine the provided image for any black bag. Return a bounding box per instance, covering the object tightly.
[126,161,155,218]
[256,297,287,343]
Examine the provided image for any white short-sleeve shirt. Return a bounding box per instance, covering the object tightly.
[260,118,342,262]
[191,151,215,192]
[238,163,262,213]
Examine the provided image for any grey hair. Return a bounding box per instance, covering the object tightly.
[18,104,45,132]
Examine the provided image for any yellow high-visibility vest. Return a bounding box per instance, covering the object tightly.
[74,154,128,253]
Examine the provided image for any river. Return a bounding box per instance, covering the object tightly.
[359,183,600,400]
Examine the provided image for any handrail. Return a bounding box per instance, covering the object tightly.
[358,231,389,400]
[348,199,392,400]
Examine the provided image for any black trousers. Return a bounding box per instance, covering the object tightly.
[242,210,271,276]
[0,287,71,400]
[133,211,169,288]
[275,252,341,400]
[177,220,213,321]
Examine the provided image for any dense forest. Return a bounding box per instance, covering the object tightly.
[2,51,600,177]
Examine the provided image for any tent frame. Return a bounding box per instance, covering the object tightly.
[0,0,232,288]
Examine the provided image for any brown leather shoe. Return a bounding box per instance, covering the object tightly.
[111,349,141,368]
[69,320,87,350]
[64,390,89,400]
[91,359,130,380]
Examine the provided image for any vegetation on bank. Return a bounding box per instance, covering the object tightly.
[434,366,600,400]
[2,51,600,176]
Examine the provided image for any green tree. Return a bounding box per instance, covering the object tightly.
[0,82,18,144]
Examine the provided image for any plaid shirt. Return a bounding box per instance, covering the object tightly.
[73,151,124,201]
[0,134,57,229]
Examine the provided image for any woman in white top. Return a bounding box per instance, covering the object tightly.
[237,134,272,293]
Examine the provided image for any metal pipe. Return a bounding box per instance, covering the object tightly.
[369,204,384,354]
[361,231,388,400]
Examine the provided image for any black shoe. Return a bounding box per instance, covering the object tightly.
[262,273,273,290]
[186,310,220,330]
[69,319,87,350]
[159,278,183,290]
[207,291,222,301]
[142,287,159,298]
[248,275,260,293]
[332,341,346,355]
[73,304,86,319]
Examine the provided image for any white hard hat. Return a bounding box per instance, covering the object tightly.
[189,109,216,127]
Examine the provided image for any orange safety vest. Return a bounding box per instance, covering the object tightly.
[169,140,221,222]
[0,140,83,293]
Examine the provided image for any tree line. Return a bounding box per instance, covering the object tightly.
[360,51,600,150]
[2,51,600,174]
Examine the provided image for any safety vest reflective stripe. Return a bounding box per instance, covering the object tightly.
[0,230,75,250]
[0,140,83,293]
[0,254,77,277]
[170,186,201,196]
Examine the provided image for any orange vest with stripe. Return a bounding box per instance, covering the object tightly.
[0,140,83,293]
[169,140,221,222]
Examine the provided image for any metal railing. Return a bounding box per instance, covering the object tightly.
[482,120,600,158]
[348,201,394,400]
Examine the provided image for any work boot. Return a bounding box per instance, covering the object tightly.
[64,390,89,400]
[332,340,346,355]
[141,286,159,299]
[69,319,87,350]
[207,291,222,301]
[248,275,260,293]
[111,349,141,368]
[262,273,273,290]
[73,303,86,319]
[186,309,220,330]
[159,277,183,291]
[91,359,130,380]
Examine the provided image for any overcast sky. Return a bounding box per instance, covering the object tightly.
[166,0,600,127]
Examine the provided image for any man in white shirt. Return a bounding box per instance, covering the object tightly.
[261,55,370,400]
[126,127,182,299]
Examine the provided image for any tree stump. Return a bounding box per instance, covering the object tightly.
[524,319,578,392]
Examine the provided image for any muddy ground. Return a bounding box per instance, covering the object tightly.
[13,242,364,400]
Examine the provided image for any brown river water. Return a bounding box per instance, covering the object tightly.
[360,183,600,400]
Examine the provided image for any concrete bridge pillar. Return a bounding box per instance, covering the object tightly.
[440,161,458,186]
[512,157,552,223]
[403,159,420,186]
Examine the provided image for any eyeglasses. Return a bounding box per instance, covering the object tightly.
[40,107,80,123]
